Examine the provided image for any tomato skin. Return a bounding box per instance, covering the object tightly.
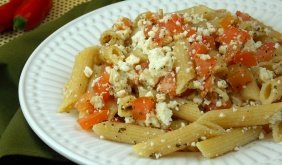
[158,72,176,97]
[132,97,155,120]
[232,51,257,67]
[217,27,249,45]
[78,110,109,129]
[227,65,253,91]
[236,11,251,21]
[256,42,276,62]
[93,72,111,102]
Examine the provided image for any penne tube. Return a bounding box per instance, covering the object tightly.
[132,121,224,158]
[93,121,165,144]
[173,40,195,95]
[260,76,282,104]
[197,102,282,128]
[173,101,202,122]
[272,121,282,142]
[59,46,100,112]
[197,127,262,158]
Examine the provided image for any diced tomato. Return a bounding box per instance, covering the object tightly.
[203,92,232,111]
[78,110,109,129]
[236,11,251,21]
[256,42,276,62]
[220,14,235,29]
[227,64,253,91]
[202,36,216,50]
[93,71,111,102]
[184,27,196,37]
[132,97,155,120]
[152,27,166,46]
[75,92,95,113]
[232,51,257,67]
[217,27,249,45]
[189,42,209,58]
[224,43,241,64]
[262,124,272,134]
[157,72,176,97]
[165,13,184,34]
[194,55,217,78]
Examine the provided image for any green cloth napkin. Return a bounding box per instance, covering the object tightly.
[0,0,122,161]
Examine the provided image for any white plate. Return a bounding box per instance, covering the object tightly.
[19,0,282,164]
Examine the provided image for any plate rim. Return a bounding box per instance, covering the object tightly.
[18,0,282,164]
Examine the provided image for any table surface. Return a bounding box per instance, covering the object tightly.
[0,0,91,46]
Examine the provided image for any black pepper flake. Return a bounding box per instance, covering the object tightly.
[118,127,126,133]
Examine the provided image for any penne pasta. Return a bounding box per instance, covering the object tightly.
[260,76,282,104]
[93,121,165,144]
[197,102,282,128]
[196,127,262,158]
[272,121,282,142]
[132,121,224,158]
[59,46,100,112]
[173,40,196,94]
[172,100,202,122]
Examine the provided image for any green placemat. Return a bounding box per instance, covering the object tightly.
[0,0,122,161]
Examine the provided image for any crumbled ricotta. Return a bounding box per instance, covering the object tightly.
[126,54,140,65]
[259,67,274,82]
[90,95,104,109]
[156,102,173,126]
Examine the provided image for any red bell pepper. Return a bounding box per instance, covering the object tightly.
[0,0,24,32]
[13,0,52,31]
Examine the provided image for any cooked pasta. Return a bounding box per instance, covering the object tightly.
[60,5,282,159]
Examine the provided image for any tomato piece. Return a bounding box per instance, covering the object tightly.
[132,97,155,120]
[185,27,196,37]
[78,110,109,129]
[202,36,216,50]
[256,42,276,62]
[224,43,241,64]
[232,51,257,67]
[158,72,176,97]
[75,92,95,113]
[227,65,253,91]
[236,11,251,21]
[93,71,111,101]
[165,13,184,34]
[189,42,209,58]
[203,92,232,111]
[194,55,217,78]
[220,14,235,29]
[217,27,249,45]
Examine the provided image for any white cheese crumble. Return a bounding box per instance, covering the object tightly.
[156,102,173,126]
[83,66,93,78]
[199,54,211,60]
[117,61,130,72]
[90,95,104,109]
[217,80,228,89]
[124,116,135,124]
[144,112,161,128]
[259,67,274,82]
[126,54,140,65]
